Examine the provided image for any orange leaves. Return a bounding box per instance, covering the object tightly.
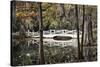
[16,11,38,18]
[16,12,23,17]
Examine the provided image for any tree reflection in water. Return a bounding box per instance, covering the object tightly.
[12,39,39,66]
[12,38,97,66]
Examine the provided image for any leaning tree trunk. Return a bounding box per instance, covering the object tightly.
[80,5,85,60]
[75,5,81,60]
[38,2,45,64]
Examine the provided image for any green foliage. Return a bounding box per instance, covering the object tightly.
[12,2,97,32]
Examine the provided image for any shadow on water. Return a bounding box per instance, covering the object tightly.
[12,38,97,66]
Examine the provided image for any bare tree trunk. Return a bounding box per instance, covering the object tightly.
[38,2,45,64]
[87,8,93,61]
[75,5,81,60]
[84,17,88,46]
[88,8,93,46]
[89,8,93,45]
[80,5,85,60]
[57,4,65,29]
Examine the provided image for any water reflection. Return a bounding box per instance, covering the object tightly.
[12,38,97,66]
[12,39,39,66]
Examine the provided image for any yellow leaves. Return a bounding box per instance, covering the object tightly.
[16,12,23,17]
[16,11,37,18]
[16,12,26,18]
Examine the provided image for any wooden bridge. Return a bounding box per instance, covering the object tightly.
[26,29,82,38]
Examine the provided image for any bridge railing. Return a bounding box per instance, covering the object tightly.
[12,29,81,37]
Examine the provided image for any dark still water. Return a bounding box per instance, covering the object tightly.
[11,38,97,66]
